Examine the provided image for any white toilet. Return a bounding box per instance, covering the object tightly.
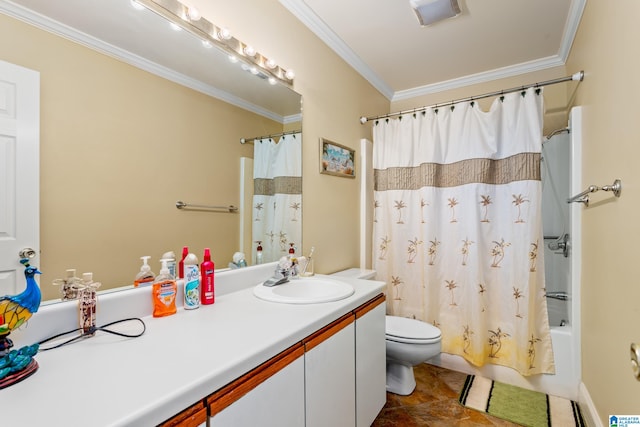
[331,268,442,396]
[385,315,441,395]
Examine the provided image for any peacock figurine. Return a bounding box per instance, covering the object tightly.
[0,258,42,388]
[0,259,42,339]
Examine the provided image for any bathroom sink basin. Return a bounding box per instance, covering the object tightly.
[253,277,355,304]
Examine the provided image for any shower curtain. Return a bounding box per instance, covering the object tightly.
[372,88,555,375]
[252,133,302,264]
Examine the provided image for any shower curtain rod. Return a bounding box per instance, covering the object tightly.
[240,129,301,144]
[359,71,584,124]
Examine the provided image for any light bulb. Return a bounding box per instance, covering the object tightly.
[265,58,277,69]
[243,45,256,57]
[285,69,295,80]
[228,55,238,63]
[219,28,232,40]
[250,67,259,75]
[187,6,201,20]
[268,77,277,85]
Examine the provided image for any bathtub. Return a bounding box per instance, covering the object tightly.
[430,324,580,400]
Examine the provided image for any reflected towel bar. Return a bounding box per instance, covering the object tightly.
[567,179,622,206]
[176,201,238,213]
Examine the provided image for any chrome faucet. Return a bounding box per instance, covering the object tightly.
[262,256,298,287]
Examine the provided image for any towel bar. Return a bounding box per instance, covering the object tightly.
[567,179,621,206]
[176,201,238,213]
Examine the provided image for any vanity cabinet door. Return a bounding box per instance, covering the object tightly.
[304,313,356,427]
[355,294,387,427]
[207,343,305,427]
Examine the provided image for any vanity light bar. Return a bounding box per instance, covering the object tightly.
[133,0,294,87]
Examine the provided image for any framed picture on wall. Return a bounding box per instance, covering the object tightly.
[320,138,355,178]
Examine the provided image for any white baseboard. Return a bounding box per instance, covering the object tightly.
[579,381,602,427]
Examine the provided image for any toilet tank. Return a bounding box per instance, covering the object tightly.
[330,268,376,280]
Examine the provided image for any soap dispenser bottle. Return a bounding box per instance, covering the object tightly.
[183,253,200,310]
[134,256,155,287]
[201,248,215,305]
[152,259,177,317]
[161,251,176,279]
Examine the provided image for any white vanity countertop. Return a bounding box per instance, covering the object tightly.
[1,273,385,426]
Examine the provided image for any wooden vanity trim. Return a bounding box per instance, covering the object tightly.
[354,293,385,319]
[207,342,304,417]
[157,401,207,427]
[303,312,355,352]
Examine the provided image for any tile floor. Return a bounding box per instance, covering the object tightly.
[372,363,521,426]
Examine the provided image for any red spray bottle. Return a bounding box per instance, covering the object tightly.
[178,246,189,280]
[201,248,215,305]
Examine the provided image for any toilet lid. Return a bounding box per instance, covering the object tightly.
[386,315,441,342]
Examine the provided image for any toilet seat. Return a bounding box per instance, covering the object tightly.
[385,315,441,344]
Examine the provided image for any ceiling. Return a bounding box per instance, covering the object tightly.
[2,0,586,110]
[0,0,303,122]
[279,0,586,101]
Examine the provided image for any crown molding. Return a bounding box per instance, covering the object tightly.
[284,113,303,124]
[392,55,566,102]
[280,0,586,103]
[278,0,395,100]
[558,0,586,62]
[0,1,287,123]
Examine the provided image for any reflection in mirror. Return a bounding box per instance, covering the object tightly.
[0,0,302,302]
[246,131,302,265]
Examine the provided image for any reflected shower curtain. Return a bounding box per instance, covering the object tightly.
[252,133,302,264]
[372,88,555,375]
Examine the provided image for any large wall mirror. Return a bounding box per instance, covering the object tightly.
[0,0,302,301]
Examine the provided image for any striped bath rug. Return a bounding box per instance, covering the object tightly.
[459,375,586,427]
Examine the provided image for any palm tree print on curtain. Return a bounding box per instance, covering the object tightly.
[372,88,554,375]
[252,134,302,264]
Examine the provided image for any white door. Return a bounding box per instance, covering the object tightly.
[0,59,39,295]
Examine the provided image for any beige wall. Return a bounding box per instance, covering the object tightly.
[1,13,283,299]
[190,0,390,274]
[566,0,640,420]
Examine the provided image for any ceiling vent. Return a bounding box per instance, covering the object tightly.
[409,0,461,26]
